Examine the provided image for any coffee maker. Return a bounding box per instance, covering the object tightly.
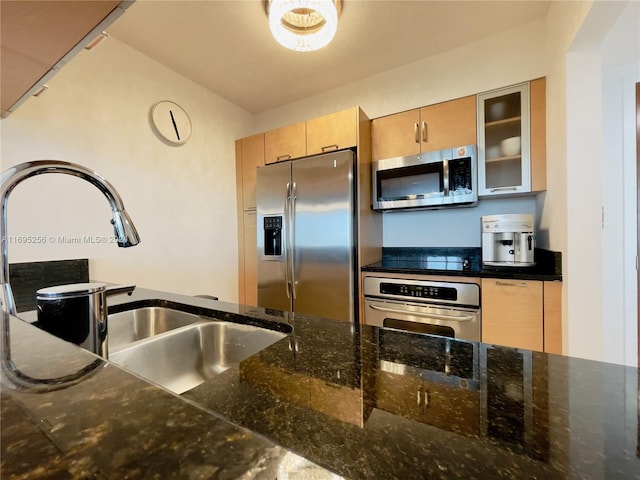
[482,214,535,267]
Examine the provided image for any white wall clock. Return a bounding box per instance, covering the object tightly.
[151,100,192,145]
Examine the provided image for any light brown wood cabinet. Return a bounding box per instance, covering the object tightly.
[265,121,306,164]
[372,95,476,161]
[477,78,546,196]
[481,278,562,354]
[239,133,265,211]
[376,370,480,436]
[306,107,358,155]
[420,96,477,153]
[307,376,365,427]
[542,281,563,355]
[1,0,126,116]
[481,279,543,351]
[236,106,382,315]
[530,77,547,192]
[264,107,359,163]
[240,353,365,427]
[240,354,310,407]
[241,211,258,306]
[236,134,264,306]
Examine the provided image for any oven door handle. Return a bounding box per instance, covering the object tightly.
[367,303,474,322]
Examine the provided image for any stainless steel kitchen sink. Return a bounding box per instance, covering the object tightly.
[108,306,202,352]
[109,320,286,394]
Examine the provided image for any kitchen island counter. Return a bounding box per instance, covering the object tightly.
[2,287,638,479]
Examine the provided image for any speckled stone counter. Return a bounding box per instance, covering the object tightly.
[362,247,562,281]
[3,287,638,479]
[1,312,285,479]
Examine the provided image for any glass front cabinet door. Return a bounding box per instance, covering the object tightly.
[477,83,531,196]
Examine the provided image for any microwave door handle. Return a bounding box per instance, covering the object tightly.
[367,303,473,322]
[443,159,449,197]
[284,183,291,299]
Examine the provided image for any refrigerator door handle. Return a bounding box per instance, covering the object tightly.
[443,158,450,197]
[290,181,298,299]
[283,182,291,299]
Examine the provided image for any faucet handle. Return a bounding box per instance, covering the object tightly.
[105,284,136,298]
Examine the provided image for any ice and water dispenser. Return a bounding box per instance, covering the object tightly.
[263,216,283,257]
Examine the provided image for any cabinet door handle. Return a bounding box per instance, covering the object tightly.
[490,186,518,192]
[33,84,49,97]
[495,281,528,288]
[421,121,427,142]
[320,144,338,152]
[288,336,299,353]
[277,154,291,161]
[416,388,430,407]
[414,123,420,143]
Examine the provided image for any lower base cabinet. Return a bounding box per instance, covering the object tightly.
[375,371,480,436]
[239,353,365,427]
[239,211,257,306]
[481,279,562,354]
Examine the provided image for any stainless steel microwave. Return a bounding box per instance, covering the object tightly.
[371,145,477,211]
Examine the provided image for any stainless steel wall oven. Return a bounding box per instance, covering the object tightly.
[363,276,481,342]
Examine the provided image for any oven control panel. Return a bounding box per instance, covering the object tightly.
[364,277,480,307]
[379,282,457,301]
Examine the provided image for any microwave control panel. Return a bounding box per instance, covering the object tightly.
[449,158,472,191]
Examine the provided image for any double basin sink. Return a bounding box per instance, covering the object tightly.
[107,303,287,394]
[106,306,340,478]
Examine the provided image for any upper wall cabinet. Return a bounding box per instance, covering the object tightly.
[265,121,306,164]
[306,107,358,156]
[371,96,476,161]
[264,107,360,164]
[239,133,265,211]
[1,0,128,117]
[477,78,546,197]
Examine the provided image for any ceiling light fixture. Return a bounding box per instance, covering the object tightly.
[266,0,341,52]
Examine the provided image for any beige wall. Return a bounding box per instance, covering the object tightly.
[568,0,638,366]
[541,0,593,359]
[254,19,548,132]
[253,19,548,249]
[1,38,253,302]
[542,0,639,366]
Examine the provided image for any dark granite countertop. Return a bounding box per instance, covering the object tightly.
[3,286,638,479]
[362,247,562,281]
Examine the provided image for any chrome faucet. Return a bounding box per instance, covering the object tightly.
[0,160,141,315]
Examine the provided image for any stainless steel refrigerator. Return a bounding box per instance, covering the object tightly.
[256,149,356,322]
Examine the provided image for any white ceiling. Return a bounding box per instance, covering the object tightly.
[108,0,551,114]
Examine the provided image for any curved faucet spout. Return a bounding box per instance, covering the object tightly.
[1,160,141,314]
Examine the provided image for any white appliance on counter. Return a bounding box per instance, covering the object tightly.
[482,214,535,267]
